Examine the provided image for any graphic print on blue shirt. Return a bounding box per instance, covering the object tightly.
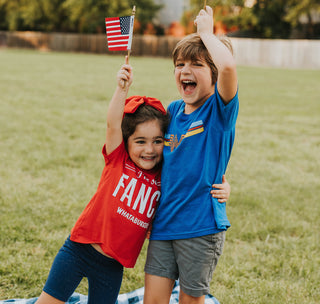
[165,120,204,151]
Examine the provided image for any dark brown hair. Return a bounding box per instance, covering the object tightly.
[122,104,170,147]
[172,33,233,85]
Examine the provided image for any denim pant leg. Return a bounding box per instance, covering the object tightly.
[43,238,85,301]
[84,244,123,304]
[44,237,123,303]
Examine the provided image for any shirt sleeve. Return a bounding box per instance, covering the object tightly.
[215,83,239,131]
[102,141,127,165]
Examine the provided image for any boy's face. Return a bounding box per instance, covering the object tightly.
[174,56,214,114]
[127,120,164,171]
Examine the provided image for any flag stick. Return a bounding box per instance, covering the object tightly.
[127,6,136,63]
[204,0,207,9]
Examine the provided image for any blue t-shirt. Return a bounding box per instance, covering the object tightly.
[150,84,239,240]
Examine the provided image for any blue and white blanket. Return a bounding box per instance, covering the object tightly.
[0,281,220,304]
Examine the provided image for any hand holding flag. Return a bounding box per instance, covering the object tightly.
[118,55,132,89]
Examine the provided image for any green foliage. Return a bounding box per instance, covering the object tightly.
[0,0,69,31]
[129,0,162,32]
[185,0,254,34]
[284,0,320,38]
[249,0,320,38]
[1,0,319,37]
[252,0,291,38]
[0,0,161,33]
[285,0,320,26]
[0,0,22,31]
[62,0,128,33]
[0,49,320,303]
[188,0,320,38]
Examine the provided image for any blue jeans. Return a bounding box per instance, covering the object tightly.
[43,236,123,304]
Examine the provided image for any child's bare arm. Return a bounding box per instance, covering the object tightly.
[195,6,237,103]
[211,175,231,203]
[105,56,133,154]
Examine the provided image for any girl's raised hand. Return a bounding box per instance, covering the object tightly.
[117,55,133,89]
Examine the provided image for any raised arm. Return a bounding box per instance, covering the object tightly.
[195,6,237,103]
[105,56,133,154]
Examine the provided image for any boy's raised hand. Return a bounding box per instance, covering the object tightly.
[194,5,214,37]
[117,55,133,89]
[195,5,238,103]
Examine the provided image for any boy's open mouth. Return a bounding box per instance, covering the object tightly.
[182,80,197,93]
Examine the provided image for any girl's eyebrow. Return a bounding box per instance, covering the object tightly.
[133,136,163,140]
[133,136,146,140]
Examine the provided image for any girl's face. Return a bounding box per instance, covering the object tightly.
[127,120,164,170]
[174,56,214,114]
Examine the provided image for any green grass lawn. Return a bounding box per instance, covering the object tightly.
[0,48,319,303]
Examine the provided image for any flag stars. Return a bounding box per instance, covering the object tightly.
[120,16,131,35]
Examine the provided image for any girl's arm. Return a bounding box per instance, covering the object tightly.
[211,175,231,203]
[195,6,238,103]
[105,56,133,154]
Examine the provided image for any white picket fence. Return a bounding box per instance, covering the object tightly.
[231,38,320,69]
[0,31,319,69]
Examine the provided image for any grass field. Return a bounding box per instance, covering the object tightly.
[0,48,319,303]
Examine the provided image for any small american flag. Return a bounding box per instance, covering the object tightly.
[105,16,134,51]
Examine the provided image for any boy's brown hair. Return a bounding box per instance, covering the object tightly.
[172,33,233,85]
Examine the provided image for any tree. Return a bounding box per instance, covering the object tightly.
[252,0,291,38]
[185,0,255,34]
[0,0,70,31]
[129,0,162,33]
[61,0,162,33]
[250,0,320,38]
[20,0,68,32]
[0,0,162,33]
[284,0,320,38]
[0,0,23,31]
[62,0,131,33]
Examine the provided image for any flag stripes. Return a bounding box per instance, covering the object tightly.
[105,16,134,51]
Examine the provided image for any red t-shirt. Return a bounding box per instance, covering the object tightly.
[70,142,161,268]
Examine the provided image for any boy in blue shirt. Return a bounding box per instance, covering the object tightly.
[144,6,239,304]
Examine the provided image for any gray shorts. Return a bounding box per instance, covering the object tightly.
[144,231,226,297]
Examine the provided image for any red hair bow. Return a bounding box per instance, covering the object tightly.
[124,95,166,115]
